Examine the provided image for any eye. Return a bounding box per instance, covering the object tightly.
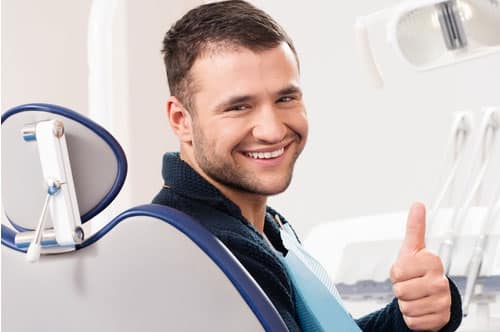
[277,95,297,103]
[225,104,250,112]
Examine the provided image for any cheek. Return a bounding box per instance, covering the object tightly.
[289,110,309,141]
[220,117,253,138]
[206,118,251,151]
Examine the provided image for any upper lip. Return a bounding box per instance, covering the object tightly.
[241,137,296,154]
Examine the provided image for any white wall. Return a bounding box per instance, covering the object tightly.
[1,0,92,111]
[120,0,202,210]
[2,0,499,237]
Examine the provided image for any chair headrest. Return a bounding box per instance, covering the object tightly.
[2,103,127,232]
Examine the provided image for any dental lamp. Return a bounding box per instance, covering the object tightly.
[356,0,500,87]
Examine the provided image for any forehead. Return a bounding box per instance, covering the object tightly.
[189,43,300,110]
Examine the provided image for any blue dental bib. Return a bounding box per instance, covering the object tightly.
[273,218,361,332]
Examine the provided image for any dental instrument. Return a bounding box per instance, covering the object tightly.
[427,112,473,237]
[439,107,499,273]
[462,185,500,316]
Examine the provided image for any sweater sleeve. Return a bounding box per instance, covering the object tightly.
[355,278,462,331]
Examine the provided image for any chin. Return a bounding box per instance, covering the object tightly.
[255,180,291,196]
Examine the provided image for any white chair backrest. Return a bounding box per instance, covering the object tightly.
[2,104,288,332]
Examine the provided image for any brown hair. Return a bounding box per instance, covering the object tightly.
[161,0,298,112]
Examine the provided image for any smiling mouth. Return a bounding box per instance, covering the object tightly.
[245,147,285,160]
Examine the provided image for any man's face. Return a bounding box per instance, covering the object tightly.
[187,42,308,196]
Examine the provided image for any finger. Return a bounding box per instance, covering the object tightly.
[400,202,426,256]
[402,312,451,332]
[393,274,449,301]
[398,294,451,317]
[390,250,443,282]
[392,276,429,301]
[390,260,426,283]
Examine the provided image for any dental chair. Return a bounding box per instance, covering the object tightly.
[1,104,288,332]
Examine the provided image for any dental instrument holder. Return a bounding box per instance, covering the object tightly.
[14,119,84,260]
[324,109,500,330]
[439,108,499,274]
[427,111,473,237]
[462,185,500,316]
[331,211,500,331]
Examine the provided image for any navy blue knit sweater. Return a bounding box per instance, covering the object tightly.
[152,153,462,331]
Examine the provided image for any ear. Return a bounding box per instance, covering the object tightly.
[166,96,193,143]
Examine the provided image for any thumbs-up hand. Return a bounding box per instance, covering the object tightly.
[390,203,451,331]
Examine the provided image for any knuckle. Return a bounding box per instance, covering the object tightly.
[390,265,402,282]
[444,294,452,307]
[430,255,444,271]
[398,301,411,316]
[393,283,404,298]
[420,251,443,270]
[436,312,450,329]
[441,311,451,326]
[439,294,452,310]
[437,277,450,292]
[404,316,418,330]
[431,277,448,293]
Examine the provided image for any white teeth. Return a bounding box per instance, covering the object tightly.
[246,147,285,159]
[270,149,283,157]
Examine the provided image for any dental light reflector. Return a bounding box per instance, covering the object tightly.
[438,1,467,50]
[357,0,500,85]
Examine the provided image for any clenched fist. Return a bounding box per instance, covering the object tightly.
[391,203,451,331]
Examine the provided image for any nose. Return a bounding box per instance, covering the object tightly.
[252,106,287,144]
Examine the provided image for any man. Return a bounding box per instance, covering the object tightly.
[153,1,462,331]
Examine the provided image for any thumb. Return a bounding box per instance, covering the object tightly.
[400,202,426,256]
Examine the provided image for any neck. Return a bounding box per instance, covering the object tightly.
[180,149,268,233]
[218,187,268,233]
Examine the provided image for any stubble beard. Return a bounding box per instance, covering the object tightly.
[192,126,298,196]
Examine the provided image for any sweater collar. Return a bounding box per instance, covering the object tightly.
[161,152,291,253]
[161,152,244,219]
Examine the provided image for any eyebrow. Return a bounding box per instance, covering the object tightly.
[216,95,256,111]
[277,85,303,97]
[215,84,303,111]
